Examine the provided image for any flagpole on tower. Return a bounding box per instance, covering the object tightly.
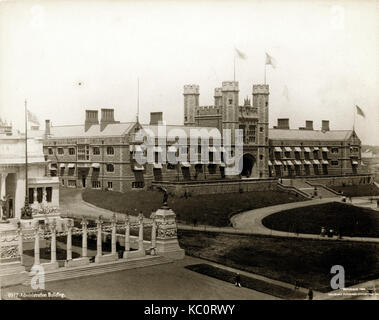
[233,54,236,81]
[264,64,267,85]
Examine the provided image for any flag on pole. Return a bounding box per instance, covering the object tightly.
[235,47,247,60]
[265,52,277,68]
[355,105,365,118]
[27,109,40,125]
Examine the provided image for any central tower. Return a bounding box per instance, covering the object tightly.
[183,84,199,126]
[221,81,239,142]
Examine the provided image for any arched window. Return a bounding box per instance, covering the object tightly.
[106,164,114,172]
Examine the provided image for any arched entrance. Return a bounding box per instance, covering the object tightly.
[240,153,255,177]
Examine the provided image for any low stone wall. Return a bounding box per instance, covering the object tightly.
[153,174,374,196]
[153,179,278,196]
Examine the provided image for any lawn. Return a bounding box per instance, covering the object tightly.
[186,264,306,300]
[82,189,305,227]
[178,230,379,293]
[262,202,379,238]
[330,184,379,197]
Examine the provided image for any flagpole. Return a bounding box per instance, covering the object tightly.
[233,54,236,81]
[24,99,29,211]
[136,78,139,123]
[353,105,356,131]
[264,64,266,85]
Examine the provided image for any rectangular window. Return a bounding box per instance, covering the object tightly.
[107,146,114,155]
[69,148,76,155]
[46,187,52,202]
[48,148,53,155]
[37,187,43,203]
[28,188,34,204]
[61,179,65,186]
[92,181,101,189]
[248,125,256,143]
[68,180,76,187]
[167,163,176,170]
[93,147,100,155]
[331,147,339,154]
[57,148,64,155]
[107,181,113,190]
[78,145,89,160]
[331,160,339,166]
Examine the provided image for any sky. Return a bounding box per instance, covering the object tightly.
[0,0,378,145]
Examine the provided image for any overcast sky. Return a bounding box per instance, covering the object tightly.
[0,0,378,144]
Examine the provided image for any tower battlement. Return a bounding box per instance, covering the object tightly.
[252,84,269,94]
[222,81,239,91]
[183,84,200,95]
[214,88,222,97]
[196,105,221,116]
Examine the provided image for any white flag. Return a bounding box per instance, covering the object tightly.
[265,52,277,68]
[27,109,40,125]
[235,47,247,60]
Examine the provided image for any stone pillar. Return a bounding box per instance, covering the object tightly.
[154,205,185,260]
[42,187,47,204]
[0,173,6,219]
[33,188,38,205]
[151,214,157,251]
[95,216,103,261]
[33,224,40,266]
[50,220,57,263]
[66,219,73,261]
[123,215,130,259]
[111,214,117,256]
[17,224,23,265]
[81,218,88,258]
[138,212,144,251]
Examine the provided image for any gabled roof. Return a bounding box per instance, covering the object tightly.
[49,122,136,138]
[268,129,354,141]
[141,124,221,139]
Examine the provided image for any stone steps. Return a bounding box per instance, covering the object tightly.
[23,255,172,285]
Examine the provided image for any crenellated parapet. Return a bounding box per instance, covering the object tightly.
[222,81,239,92]
[183,84,200,95]
[195,105,221,116]
[252,84,269,95]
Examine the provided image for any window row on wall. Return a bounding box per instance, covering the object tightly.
[47,146,116,157]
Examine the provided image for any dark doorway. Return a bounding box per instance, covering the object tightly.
[241,154,255,177]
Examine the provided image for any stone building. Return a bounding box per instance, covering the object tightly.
[0,129,59,221]
[42,80,364,193]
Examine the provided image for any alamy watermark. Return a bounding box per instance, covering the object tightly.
[132,124,245,176]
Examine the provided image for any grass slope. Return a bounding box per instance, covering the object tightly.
[82,189,304,227]
[330,184,379,197]
[262,202,379,238]
[178,230,379,292]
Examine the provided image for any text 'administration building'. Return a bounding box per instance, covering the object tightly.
[43,81,364,193]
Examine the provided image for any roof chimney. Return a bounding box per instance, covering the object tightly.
[85,110,99,132]
[305,120,313,130]
[45,119,51,137]
[274,118,290,130]
[322,120,330,131]
[150,112,163,125]
[100,108,119,131]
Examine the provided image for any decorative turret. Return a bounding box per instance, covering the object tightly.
[252,84,269,178]
[221,81,239,142]
[183,84,199,126]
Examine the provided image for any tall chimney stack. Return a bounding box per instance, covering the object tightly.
[85,110,99,132]
[45,119,51,136]
[321,120,330,131]
[150,112,163,125]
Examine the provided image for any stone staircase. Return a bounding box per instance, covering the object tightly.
[278,179,340,199]
[23,255,172,285]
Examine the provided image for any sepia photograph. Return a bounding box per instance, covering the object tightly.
[0,0,378,310]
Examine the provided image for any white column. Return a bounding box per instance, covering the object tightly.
[81,218,88,257]
[124,215,130,252]
[111,214,117,256]
[33,188,38,205]
[66,220,73,261]
[50,220,57,263]
[0,173,7,219]
[151,216,157,250]
[138,213,144,251]
[42,187,47,204]
[34,225,40,266]
[96,217,102,258]
[17,224,23,265]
